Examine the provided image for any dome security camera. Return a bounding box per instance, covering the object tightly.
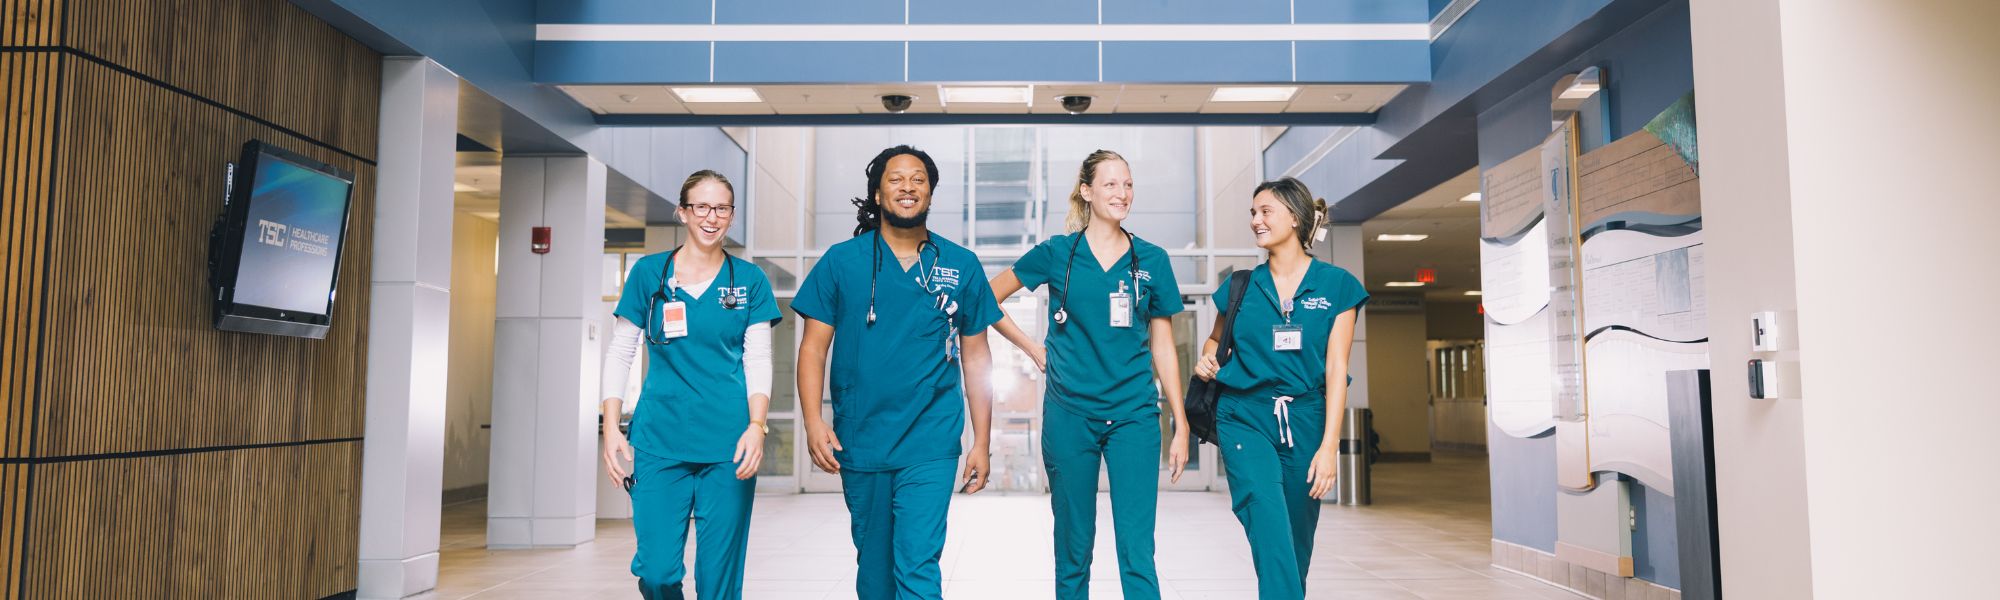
[1058,95,1093,115]
[879,94,915,113]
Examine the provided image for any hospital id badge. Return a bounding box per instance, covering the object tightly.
[1109,292,1132,328]
[1272,324,1303,351]
[660,301,689,339]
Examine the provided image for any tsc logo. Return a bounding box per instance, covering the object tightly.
[1135,269,1153,282]
[1301,297,1332,310]
[257,219,288,247]
[926,265,961,292]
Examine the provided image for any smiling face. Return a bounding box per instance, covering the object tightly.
[1249,189,1301,251]
[877,153,933,229]
[1082,158,1134,225]
[677,179,734,249]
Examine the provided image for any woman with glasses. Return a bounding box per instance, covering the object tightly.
[987,150,1186,600]
[601,170,781,600]
[1192,177,1367,600]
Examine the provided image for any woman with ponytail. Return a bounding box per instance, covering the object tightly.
[987,150,1186,600]
[1190,177,1367,600]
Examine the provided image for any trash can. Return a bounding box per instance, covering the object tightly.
[1338,407,1372,505]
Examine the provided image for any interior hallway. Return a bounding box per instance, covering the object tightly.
[434,453,1583,600]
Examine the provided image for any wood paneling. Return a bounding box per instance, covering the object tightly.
[2,0,381,596]
[0,0,62,47]
[24,443,361,599]
[60,0,380,159]
[1,51,56,461]
[34,58,373,458]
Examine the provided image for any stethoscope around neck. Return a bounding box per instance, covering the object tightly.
[644,245,738,345]
[865,229,943,326]
[1051,228,1141,328]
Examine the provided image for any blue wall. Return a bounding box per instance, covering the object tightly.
[1472,0,1693,587]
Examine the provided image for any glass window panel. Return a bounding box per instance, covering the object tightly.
[759,419,795,477]
[602,253,625,298]
[971,127,1040,249]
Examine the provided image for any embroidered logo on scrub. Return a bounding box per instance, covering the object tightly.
[1135,269,1153,282]
[1301,297,1332,310]
[927,265,961,291]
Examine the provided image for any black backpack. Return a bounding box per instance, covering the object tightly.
[1183,270,1251,445]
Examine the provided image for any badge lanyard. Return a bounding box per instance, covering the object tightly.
[1270,281,1303,352]
[645,246,739,345]
[1051,229,1141,329]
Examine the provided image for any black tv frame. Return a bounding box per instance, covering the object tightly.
[208,140,356,339]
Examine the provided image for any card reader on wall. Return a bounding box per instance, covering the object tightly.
[1748,359,1782,399]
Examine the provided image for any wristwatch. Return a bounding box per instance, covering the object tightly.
[748,419,768,434]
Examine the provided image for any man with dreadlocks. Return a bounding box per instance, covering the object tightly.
[791,145,1003,600]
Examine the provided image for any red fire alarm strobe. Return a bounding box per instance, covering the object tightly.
[531,226,552,254]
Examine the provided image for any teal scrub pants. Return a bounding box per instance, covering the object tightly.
[1216,393,1327,600]
[1042,405,1162,600]
[628,450,755,600]
[840,457,957,600]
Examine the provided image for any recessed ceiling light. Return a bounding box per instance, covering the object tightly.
[1377,234,1430,242]
[1460,192,1482,202]
[617,94,639,104]
[1386,281,1426,287]
[942,86,1032,105]
[671,87,763,103]
[1210,87,1298,102]
[454,182,478,193]
[1330,92,1354,102]
[1464,290,1483,296]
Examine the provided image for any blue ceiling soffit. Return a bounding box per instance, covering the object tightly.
[596,113,1380,127]
[1291,0,1681,223]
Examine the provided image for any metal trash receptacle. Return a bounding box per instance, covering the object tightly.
[1338,407,1372,505]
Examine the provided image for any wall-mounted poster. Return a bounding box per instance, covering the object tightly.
[1576,91,1706,494]
[1480,147,1557,438]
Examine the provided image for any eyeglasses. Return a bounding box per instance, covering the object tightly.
[682,203,735,218]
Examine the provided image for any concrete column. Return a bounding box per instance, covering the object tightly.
[1692,1,2000,597]
[1319,224,1369,409]
[358,57,458,599]
[487,155,607,548]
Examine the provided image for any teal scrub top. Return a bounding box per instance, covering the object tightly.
[1210,261,1369,398]
[792,231,1004,472]
[1013,232,1183,421]
[614,252,783,464]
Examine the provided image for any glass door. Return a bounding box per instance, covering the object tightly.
[979,294,1049,494]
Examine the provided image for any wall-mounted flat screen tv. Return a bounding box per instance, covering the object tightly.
[209,140,356,339]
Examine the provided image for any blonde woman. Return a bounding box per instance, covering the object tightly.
[988,150,1186,600]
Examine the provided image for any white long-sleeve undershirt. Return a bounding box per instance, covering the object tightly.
[601,294,773,408]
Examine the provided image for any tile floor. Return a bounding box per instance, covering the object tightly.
[434,452,1582,599]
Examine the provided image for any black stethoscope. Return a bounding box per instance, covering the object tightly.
[865,230,943,326]
[1051,229,1142,328]
[644,246,738,345]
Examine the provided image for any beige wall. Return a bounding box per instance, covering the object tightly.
[1426,301,1485,340]
[1365,309,1430,454]
[444,212,499,493]
[1693,1,2000,597]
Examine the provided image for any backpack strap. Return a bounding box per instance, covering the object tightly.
[1215,270,1253,366]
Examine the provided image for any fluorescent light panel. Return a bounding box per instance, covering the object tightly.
[1210,86,1298,102]
[942,86,1032,104]
[1460,192,1482,202]
[672,87,763,103]
[1464,290,1483,296]
[453,183,478,193]
[1377,234,1430,242]
[1386,281,1426,287]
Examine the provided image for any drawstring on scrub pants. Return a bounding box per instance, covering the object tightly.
[1273,396,1295,448]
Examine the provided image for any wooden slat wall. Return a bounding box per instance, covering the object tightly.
[0,0,61,47]
[25,444,360,599]
[36,57,374,457]
[1,0,381,597]
[61,0,379,160]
